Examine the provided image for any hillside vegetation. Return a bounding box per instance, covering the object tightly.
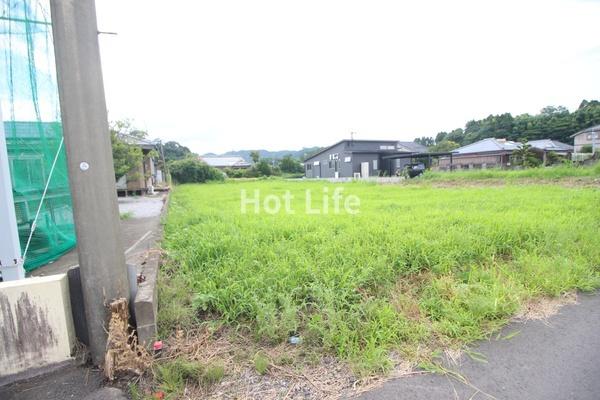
[416,99,600,150]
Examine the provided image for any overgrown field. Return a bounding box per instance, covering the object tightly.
[160,180,600,376]
[420,163,600,182]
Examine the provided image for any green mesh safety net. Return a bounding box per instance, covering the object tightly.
[1,0,76,271]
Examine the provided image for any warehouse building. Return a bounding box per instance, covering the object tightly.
[303,139,427,178]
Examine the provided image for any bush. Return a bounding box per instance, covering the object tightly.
[581,145,594,153]
[222,168,247,178]
[256,160,273,176]
[242,160,281,178]
[168,158,224,184]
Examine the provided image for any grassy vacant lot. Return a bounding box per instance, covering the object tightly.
[160,178,600,378]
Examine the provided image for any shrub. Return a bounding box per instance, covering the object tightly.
[243,160,281,178]
[169,158,224,184]
[223,168,247,178]
[581,145,593,153]
[256,160,273,176]
[545,151,563,165]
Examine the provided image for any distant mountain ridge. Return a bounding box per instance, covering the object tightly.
[202,147,322,162]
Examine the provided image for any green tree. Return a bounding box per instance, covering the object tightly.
[414,99,600,148]
[279,155,303,173]
[511,143,541,168]
[250,151,260,164]
[169,158,224,183]
[110,120,143,181]
[435,131,448,143]
[256,160,273,176]
[414,137,435,146]
[429,140,460,153]
[446,128,465,144]
[163,141,192,162]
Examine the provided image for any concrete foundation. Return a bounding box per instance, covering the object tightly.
[0,274,75,379]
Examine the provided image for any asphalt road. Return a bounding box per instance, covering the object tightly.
[358,292,600,400]
[31,194,165,277]
[0,195,166,400]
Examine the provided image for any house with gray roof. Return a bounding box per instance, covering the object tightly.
[438,138,573,170]
[527,139,573,154]
[438,138,519,170]
[303,139,427,178]
[200,156,251,169]
[570,124,600,152]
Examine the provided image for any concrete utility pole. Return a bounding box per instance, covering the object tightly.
[50,0,130,364]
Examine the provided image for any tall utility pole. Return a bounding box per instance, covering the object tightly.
[50,0,130,364]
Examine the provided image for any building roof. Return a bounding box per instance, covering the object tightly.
[452,138,521,155]
[304,139,427,162]
[570,124,600,138]
[117,133,158,150]
[527,139,573,152]
[396,141,428,152]
[200,156,251,168]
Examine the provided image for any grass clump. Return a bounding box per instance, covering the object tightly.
[201,362,225,386]
[155,358,224,397]
[160,180,600,375]
[254,353,269,375]
[120,211,134,220]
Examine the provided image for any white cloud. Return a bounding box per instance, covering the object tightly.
[95,0,600,154]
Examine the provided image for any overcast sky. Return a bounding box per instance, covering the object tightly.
[95,0,600,154]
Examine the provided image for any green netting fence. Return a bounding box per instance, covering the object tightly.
[1,0,76,271]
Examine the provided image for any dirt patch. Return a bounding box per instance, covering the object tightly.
[130,327,421,399]
[515,292,578,321]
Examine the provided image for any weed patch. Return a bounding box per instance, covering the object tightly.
[158,180,600,392]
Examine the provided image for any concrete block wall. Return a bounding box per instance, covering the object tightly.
[0,274,75,378]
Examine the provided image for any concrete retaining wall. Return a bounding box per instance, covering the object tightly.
[0,274,75,378]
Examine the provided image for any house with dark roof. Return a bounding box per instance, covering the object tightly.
[438,138,573,170]
[200,156,251,169]
[570,124,599,152]
[303,139,427,178]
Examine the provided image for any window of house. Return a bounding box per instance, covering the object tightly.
[328,160,333,169]
[373,159,378,170]
[306,164,312,171]
[344,156,351,163]
[313,161,320,166]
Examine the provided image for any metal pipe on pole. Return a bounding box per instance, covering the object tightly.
[50,0,130,365]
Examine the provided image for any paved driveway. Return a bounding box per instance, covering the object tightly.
[31,194,165,277]
[358,292,600,400]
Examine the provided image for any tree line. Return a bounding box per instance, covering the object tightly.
[110,120,306,184]
[415,99,600,151]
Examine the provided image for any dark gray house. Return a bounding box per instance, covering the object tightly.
[303,139,427,178]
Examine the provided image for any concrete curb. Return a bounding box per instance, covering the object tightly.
[132,190,170,347]
[133,250,160,346]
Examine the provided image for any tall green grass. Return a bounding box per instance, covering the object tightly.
[420,163,600,181]
[160,180,600,374]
